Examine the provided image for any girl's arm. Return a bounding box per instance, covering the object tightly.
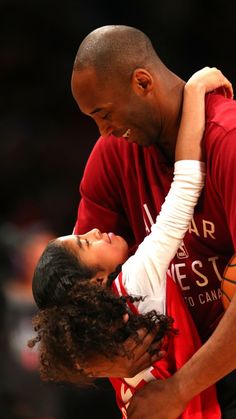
[123,67,233,301]
[175,66,233,161]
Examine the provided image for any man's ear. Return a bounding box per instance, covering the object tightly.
[131,68,153,95]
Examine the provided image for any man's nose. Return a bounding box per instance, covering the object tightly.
[98,121,113,137]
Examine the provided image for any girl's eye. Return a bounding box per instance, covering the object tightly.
[85,239,90,246]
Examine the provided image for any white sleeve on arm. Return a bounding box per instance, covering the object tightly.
[121,160,205,313]
[151,160,206,263]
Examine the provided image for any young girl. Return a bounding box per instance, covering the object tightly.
[30,68,233,418]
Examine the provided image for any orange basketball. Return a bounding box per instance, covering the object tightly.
[221,253,236,310]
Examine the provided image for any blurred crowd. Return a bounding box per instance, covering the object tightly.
[0,0,235,417]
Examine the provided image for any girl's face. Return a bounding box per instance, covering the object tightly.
[56,229,129,284]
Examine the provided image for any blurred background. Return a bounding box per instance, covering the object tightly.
[0,0,235,418]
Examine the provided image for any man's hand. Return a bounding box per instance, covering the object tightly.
[127,377,187,419]
[82,328,165,378]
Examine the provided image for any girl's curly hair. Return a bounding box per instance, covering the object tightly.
[28,282,176,385]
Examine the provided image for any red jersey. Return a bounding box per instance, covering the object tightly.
[74,94,236,342]
[110,274,220,419]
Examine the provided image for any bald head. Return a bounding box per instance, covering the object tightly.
[71,25,184,152]
[73,25,163,81]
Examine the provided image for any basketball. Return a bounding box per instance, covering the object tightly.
[221,253,236,309]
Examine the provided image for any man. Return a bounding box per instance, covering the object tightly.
[71,26,236,417]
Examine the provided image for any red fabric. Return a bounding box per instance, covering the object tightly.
[74,94,236,342]
[110,274,221,419]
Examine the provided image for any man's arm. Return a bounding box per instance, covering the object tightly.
[128,291,236,419]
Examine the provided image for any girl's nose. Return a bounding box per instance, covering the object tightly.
[91,228,102,239]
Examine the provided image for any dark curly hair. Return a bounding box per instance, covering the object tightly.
[28,282,176,385]
[32,240,122,309]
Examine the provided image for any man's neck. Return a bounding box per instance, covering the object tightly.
[157,79,185,164]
